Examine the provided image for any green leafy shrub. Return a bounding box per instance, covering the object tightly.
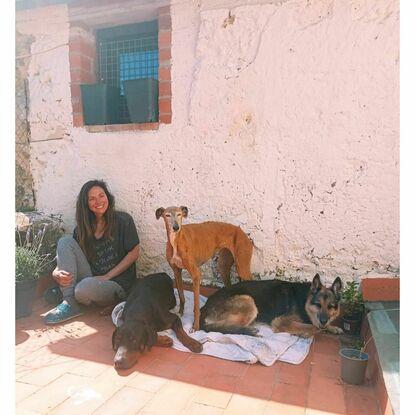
[15,225,52,282]
[342,281,364,319]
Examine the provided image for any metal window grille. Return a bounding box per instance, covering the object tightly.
[97,21,158,124]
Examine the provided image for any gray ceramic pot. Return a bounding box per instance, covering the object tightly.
[339,348,369,385]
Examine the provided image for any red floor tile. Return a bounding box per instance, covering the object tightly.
[346,392,380,415]
[344,383,376,398]
[277,361,311,386]
[244,363,279,384]
[307,375,347,414]
[14,299,383,415]
[313,333,341,355]
[149,346,192,365]
[204,373,239,393]
[235,376,274,400]
[174,367,208,386]
[177,354,221,379]
[310,351,341,379]
[210,357,249,377]
[271,382,308,406]
[142,359,183,379]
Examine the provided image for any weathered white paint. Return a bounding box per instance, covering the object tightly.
[16,0,399,285]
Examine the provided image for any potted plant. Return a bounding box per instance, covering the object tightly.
[339,338,370,385]
[16,225,52,318]
[341,281,364,335]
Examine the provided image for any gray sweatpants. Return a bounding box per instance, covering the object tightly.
[56,236,126,306]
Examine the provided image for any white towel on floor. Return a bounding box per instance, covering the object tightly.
[112,289,313,366]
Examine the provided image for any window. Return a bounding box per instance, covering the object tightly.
[69,5,172,131]
[96,21,159,124]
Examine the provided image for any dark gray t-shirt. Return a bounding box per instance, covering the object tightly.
[73,211,140,293]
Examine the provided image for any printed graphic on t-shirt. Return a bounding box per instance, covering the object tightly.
[91,238,118,276]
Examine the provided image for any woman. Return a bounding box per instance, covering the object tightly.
[44,180,140,324]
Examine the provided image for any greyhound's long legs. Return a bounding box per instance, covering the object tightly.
[188,264,202,331]
[172,266,185,316]
[217,248,234,287]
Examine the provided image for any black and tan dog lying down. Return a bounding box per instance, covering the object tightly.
[112,273,202,370]
[200,274,343,338]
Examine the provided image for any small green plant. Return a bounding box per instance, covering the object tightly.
[350,336,373,359]
[15,225,53,282]
[351,338,365,351]
[342,281,364,319]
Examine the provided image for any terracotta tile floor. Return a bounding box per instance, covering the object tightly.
[15,299,382,415]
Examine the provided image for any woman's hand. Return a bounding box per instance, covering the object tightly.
[52,269,74,287]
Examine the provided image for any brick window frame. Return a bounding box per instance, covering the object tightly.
[69,6,172,132]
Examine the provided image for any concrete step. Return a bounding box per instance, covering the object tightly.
[364,301,399,415]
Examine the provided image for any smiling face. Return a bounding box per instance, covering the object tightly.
[87,186,109,217]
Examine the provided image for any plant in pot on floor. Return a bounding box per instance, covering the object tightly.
[16,225,52,318]
[341,280,364,335]
[339,337,372,385]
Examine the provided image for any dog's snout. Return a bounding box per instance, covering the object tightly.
[114,353,127,369]
[114,358,125,369]
[114,359,135,370]
[173,223,180,231]
[114,354,137,371]
[319,314,329,327]
[114,345,137,370]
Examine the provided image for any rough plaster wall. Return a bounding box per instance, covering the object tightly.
[16,5,72,144]
[16,0,399,286]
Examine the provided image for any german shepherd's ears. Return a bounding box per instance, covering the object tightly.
[311,273,323,292]
[180,206,188,217]
[155,207,165,219]
[331,277,342,297]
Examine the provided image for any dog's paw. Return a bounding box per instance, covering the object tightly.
[191,322,200,333]
[187,339,203,353]
[157,335,173,348]
[326,325,343,335]
[246,327,259,336]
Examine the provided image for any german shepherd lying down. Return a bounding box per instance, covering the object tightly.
[200,274,343,337]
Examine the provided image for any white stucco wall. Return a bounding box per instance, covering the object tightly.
[16,0,399,286]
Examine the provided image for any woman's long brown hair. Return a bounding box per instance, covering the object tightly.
[75,180,115,261]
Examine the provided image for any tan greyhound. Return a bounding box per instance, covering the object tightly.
[156,206,254,331]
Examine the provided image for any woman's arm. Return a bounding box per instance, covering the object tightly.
[96,244,140,281]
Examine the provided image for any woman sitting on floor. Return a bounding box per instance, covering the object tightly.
[44,179,140,325]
